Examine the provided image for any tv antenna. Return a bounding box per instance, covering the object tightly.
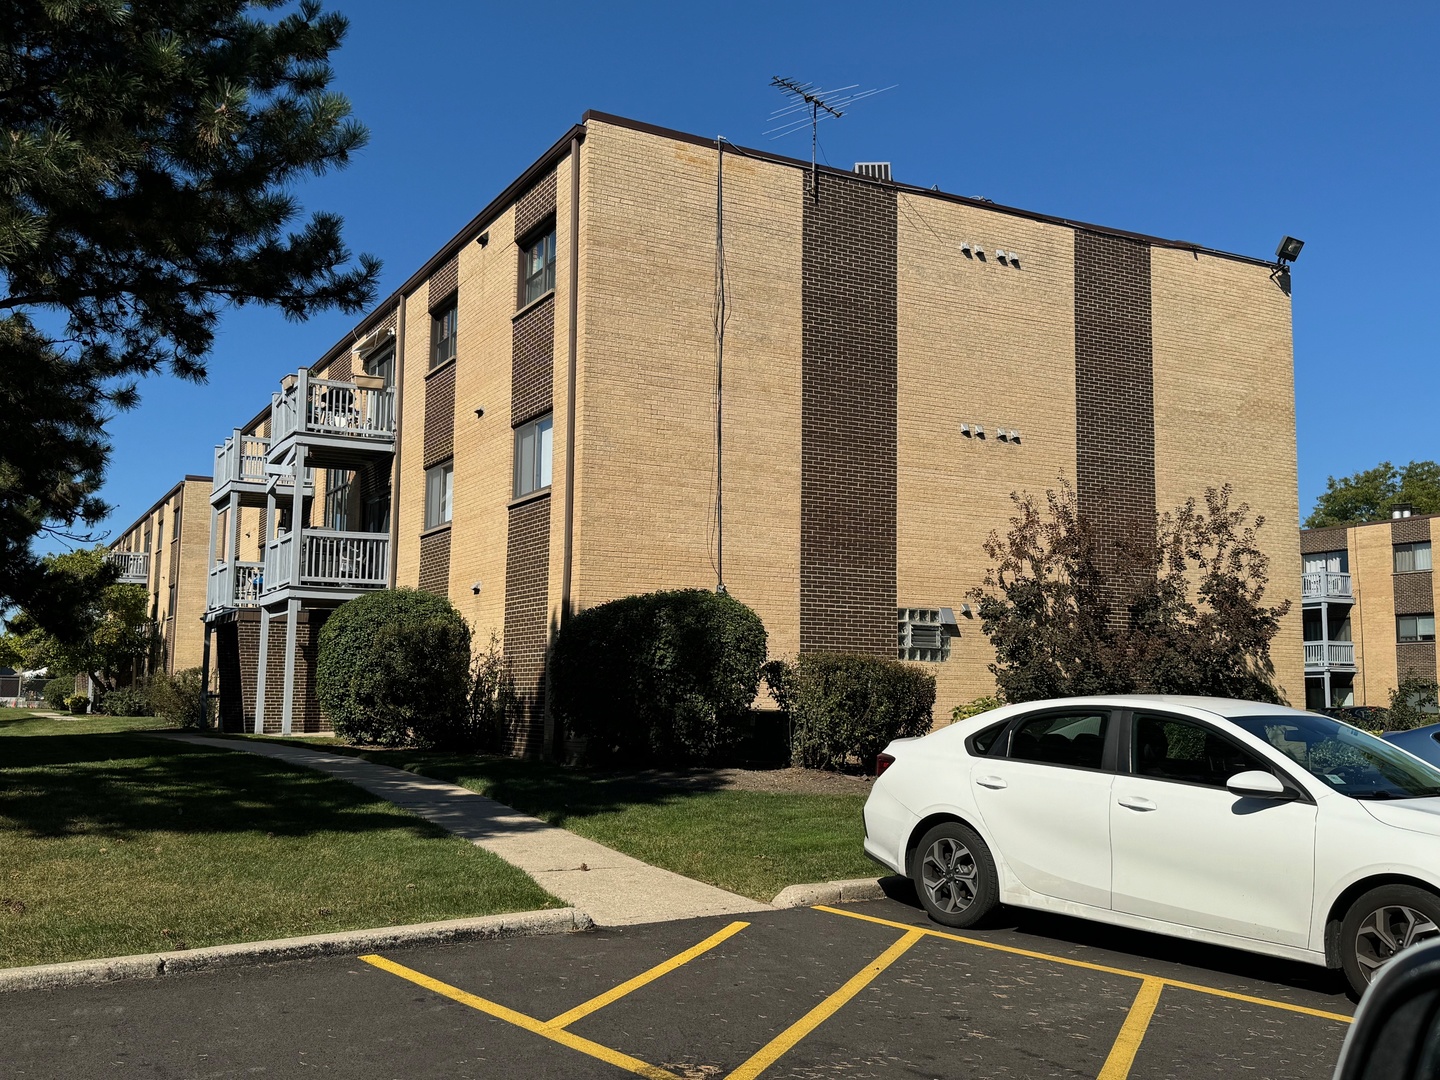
[766,76,895,202]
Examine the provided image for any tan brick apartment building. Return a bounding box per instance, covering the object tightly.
[201,112,1304,749]
[1300,510,1439,709]
[106,476,213,678]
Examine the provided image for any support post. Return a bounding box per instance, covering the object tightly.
[255,606,270,733]
[290,445,307,588]
[1319,602,1332,707]
[281,598,299,735]
[200,622,213,730]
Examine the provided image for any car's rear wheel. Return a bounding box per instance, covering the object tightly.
[1340,885,1440,997]
[911,821,999,929]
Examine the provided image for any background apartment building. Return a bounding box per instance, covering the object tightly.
[106,476,213,680]
[1301,510,1439,709]
[201,112,1304,750]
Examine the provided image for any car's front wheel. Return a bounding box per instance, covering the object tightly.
[1340,884,1440,997]
[911,821,999,929]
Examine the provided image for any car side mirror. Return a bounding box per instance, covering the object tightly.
[1226,770,1289,799]
[1333,938,1440,1079]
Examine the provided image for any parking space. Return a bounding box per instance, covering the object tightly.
[2,894,1355,1079]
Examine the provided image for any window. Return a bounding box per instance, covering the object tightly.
[897,608,950,662]
[967,720,1010,757]
[324,469,352,531]
[1398,614,1437,643]
[513,414,553,498]
[1132,714,1271,788]
[430,298,457,370]
[364,341,396,387]
[519,227,556,307]
[1303,550,1348,574]
[1008,712,1108,770]
[1395,541,1433,573]
[424,461,453,529]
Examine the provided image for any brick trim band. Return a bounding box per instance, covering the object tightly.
[504,497,551,756]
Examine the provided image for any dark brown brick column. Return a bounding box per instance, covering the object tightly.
[1074,231,1156,609]
[799,174,898,656]
[1394,516,1437,681]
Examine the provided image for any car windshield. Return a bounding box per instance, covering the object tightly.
[1232,714,1440,799]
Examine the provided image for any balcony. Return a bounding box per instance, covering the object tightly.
[207,561,263,612]
[1302,571,1353,604]
[106,551,149,585]
[261,529,389,601]
[1305,641,1356,671]
[212,432,314,506]
[269,371,396,468]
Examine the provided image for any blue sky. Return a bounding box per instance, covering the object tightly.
[83,0,1438,541]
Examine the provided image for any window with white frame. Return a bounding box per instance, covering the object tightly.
[519,227,556,308]
[1398,614,1436,643]
[513,413,553,498]
[424,460,453,529]
[898,608,951,663]
[1395,541,1433,573]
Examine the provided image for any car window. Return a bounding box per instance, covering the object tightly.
[968,720,1009,757]
[1233,714,1440,799]
[1132,713,1271,788]
[1008,712,1108,770]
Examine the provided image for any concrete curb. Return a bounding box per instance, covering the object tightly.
[771,877,889,909]
[0,907,593,995]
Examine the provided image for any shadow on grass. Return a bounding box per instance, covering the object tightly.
[0,733,446,842]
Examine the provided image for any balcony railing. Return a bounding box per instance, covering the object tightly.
[1302,571,1353,602]
[106,551,149,585]
[262,530,389,594]
[270,372,396,447]
[214,434,270,488]
[207,561,264,611]
[1304,641,1356,668]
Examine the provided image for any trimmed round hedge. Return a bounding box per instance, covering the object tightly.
[550,589,768,765]
[316,589,472,747]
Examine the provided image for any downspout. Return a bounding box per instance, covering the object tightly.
[388,301,407,587]
[560,135,581,619]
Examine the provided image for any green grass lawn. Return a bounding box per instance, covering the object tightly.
[0,716,558,968]
[321,749,877,902]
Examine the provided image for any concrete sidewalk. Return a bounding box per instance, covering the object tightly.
[167,735,769,926]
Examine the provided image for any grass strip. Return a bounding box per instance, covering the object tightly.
[0,719,558,968]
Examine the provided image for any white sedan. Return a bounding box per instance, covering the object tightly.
[864,695,1440,996]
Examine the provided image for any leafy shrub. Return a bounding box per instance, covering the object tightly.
[66,694,90,714]
[43,676,71,710]
[149,668,212,728]
[97,684,153,717]
[469,632,522,753]
[550,589,768,765]
[1389,674,1440,731]
[951,694,1004,724]
[316,589,472,748]
[767,653,936,772]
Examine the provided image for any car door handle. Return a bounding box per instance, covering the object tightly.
[1117,795,1157,812]
[975,775,1008,790]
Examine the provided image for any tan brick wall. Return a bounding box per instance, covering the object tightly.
[394,288,431,589]
[170,478,213,672]
[1352,522,1397,704]
[446,201,523,647]
[574,121,804,661]
[1150,248,1303,704]
[896,195,1079,719]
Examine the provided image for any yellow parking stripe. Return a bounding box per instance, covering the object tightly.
[1097,978,1163,1080]
[812,905,1353,1025]
[546,921,750,1030]
[359,954,680,1080]
[724,929,926,1080]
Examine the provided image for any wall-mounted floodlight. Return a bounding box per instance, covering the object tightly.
[1275,236,1304,264]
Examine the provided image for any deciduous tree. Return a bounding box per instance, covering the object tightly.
[1305,461,1440,527]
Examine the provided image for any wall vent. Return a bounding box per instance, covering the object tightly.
[854,162,892,181]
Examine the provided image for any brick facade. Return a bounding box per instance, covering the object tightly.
[512,295,555,424]
[515,171,557,240]
[424,364,456,467]
[1074,231,1156,604]
[505,496,551,755]
[799,173,897,655]
[418,529,451,595]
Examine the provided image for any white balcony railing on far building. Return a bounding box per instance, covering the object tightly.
[1302,571,1353,602]
[207,561,263,611]
[1305,641,1356,668]
[262,530,389,595]
[106,551,149,585]
[270,372,396,447]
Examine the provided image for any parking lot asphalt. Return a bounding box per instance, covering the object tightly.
[3,891,1355,1079]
